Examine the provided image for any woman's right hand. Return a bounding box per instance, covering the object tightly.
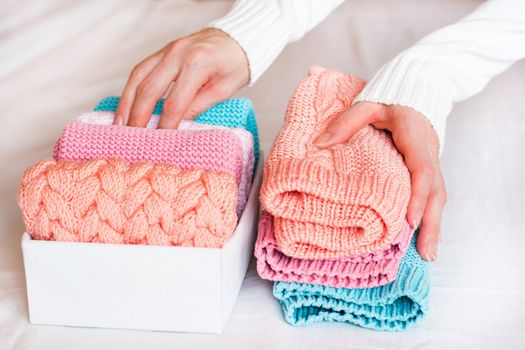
[115,28,250,128]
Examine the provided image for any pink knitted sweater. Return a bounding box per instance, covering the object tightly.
[255,211,413,288]
[260,67,411,260]
[54,112,254,215]
[18,158,238,248]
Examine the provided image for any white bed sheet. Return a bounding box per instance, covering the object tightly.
[1,0,525,349]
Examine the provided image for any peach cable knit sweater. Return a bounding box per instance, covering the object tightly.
[18,158,238,248]
[260,66,411,260]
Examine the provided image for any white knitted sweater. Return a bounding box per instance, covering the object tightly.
[209,0,525,151]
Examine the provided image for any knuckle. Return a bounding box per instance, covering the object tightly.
[163,39,192,62]
[184,47,211,69]
[164,40,182,56]
[364,103,385,123]
[436,187,448,204]
[434,176,448,204]
[328,114,351,132]
[136,81,155,98]
[185,105,201,119]
[420,213,440,230]
[130,65,144,80]
[163,98,183,116]
[164,41,177,51]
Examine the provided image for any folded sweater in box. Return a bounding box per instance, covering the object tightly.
[18,158,238,248]
[255,211,413,289]
[93,96,260,166]
[273,235,429,331]
[260,66,411,260]
[53,112,254,215]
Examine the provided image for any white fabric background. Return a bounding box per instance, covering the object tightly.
[1,0,525,349]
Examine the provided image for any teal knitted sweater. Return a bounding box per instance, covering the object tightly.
[93,96,260,166]
[273,234,429,331]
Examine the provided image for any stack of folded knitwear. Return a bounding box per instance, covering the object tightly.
[18,97,259,248]
[256,67,430,331]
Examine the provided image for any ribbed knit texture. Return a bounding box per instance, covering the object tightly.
[255,211,413,289]
[273,234,429,331]
[17,158,238,248]
[55,112,254,215]
[93,96,260,166]
[260,66,411,260]
[207,0,345,85]
[54,118,243,182]
[352,53,449,155]
[209,0,289,84]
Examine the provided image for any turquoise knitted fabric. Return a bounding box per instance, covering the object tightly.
[273,234,429,331]
[93,96,260,165]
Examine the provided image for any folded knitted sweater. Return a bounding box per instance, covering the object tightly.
[273,235,429,331]
[18,158,238,248]
[255,211,413,289]
[260,67,411,260]
[93,96,260,166]
[54,112,254,215]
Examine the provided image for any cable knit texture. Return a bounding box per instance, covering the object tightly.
[93,96,260,166]
[255,211,413,289]
[54,112,254,215]
[17,158,238,248]
[273,234,429,331]
[260,66,411,259]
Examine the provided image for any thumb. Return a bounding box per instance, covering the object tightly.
[314,102,378,148]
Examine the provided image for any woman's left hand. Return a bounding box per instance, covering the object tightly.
[314,101,446,262]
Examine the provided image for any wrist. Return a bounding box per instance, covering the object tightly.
[207,2,290,85]
[208,28,250,87]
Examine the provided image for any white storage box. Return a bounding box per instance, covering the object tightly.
[21,157,263,334]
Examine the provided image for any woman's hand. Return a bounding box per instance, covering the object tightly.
[115,28,249,128]
[314,102,446,262]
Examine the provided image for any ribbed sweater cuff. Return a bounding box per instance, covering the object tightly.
[354,52,453,155]
[208,2,289,85]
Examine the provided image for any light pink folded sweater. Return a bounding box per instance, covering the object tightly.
[254,211,413,288]
[53,112,254,215]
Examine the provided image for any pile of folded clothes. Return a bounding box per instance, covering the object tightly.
[256,66,430,331]
[18,97,259,248]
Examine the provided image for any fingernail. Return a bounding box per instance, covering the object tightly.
[314,132,332,146]
[425,242,438,262]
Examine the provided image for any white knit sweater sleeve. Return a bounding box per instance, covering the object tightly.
[208,0,345,83]
[209,0,525,152]
[353,0,525,150]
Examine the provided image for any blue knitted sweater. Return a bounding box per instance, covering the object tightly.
[273,234,430,331]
